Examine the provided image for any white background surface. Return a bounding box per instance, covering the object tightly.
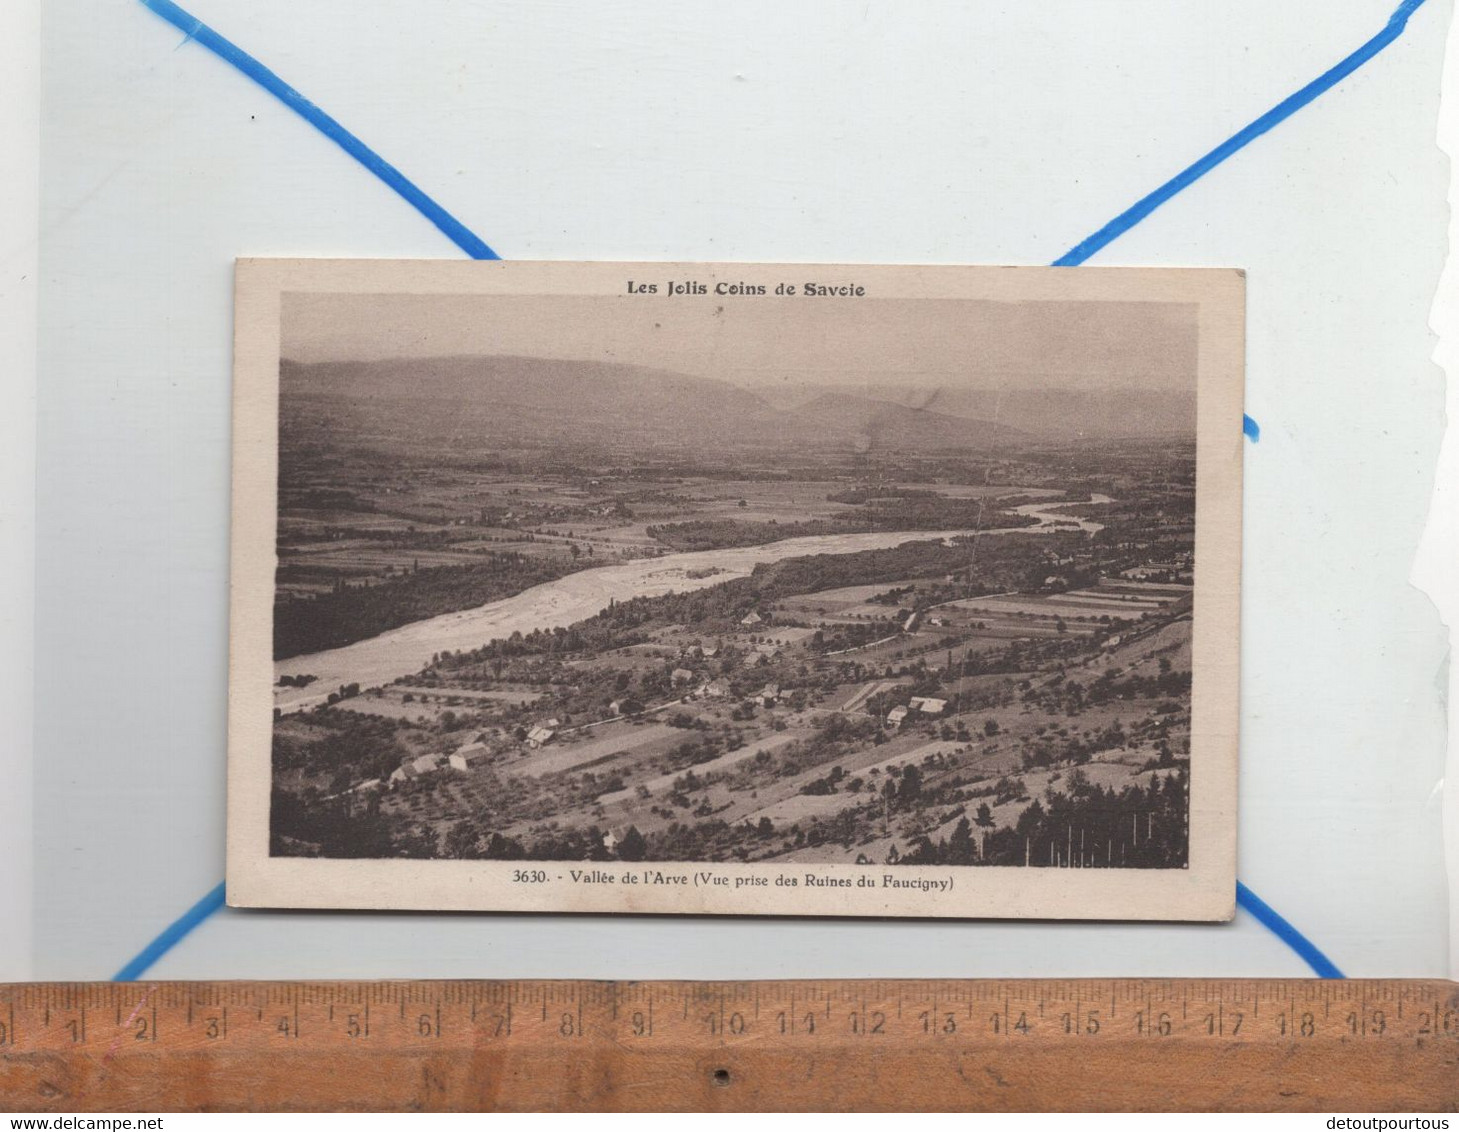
[11,0,1454,979]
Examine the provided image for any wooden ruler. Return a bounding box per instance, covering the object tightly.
[1,980,1455,1112]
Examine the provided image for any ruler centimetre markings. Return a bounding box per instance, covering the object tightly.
[0,979,1453,1049]
[0,980,1455,1111]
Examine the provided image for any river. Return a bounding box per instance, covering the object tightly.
[273,493,1110,712]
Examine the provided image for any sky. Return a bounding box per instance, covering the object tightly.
[282,291,1198,392]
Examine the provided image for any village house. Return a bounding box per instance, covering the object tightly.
[909,696,948,716]
[886,705,910,727]
[608,699,623,716]
[526,725,556,748]
[448,742,491,772]
[758,683,780,707]
[389,752,447,785]
[671,667,695,686]
[704,680,731,699]
[740,610,763,627]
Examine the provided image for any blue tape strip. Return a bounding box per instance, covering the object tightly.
[1053,0,1429,266]
[1243,414,1261,441]
[113,882,227,982]
[116,0,1420,980]
[138,0,498,260]
[1235,882,1345,978]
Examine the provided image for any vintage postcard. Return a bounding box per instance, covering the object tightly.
[228,260,1242,919]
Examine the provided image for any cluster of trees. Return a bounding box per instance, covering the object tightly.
[275,552,590,660]
[435,816,781,864]
[643,496,1041,553]
[749,537,1042,603]
[807,621,897,655]
[1020,661,1190,717]
[895,771,1189,869]
[646,518,838,551]
[440,822,596,862]
[1019,719,1131,770]
[272,712,409,782]
[270,789,438,858]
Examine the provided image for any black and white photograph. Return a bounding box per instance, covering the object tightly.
[227,260,1242,919]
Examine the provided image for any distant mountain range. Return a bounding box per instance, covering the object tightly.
[757,381,1195,440]
[792,392,1015,449]
[279,356,1036,454]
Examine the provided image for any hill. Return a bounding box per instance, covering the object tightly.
[280,356,1023,453]
[791,392,1022,450]
[757,381,1195,440]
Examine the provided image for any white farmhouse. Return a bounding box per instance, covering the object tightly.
[449,742,491,772]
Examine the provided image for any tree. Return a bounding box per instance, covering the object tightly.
[444,820,483,859]
[983,718,1001,737]
[394,823,440,858]
[483,832,525,860]
[948,817,975,864]
[975,802,995,828]
[897,764,923,805]
[617,826,647,862]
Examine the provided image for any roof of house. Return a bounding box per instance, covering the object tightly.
[886,706,910,722]
[527,726,556,742]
